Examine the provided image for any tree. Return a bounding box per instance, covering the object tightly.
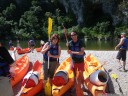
[2,3,16,20]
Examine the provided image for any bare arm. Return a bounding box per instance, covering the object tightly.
[48,46,61,58]
[115,38,124,50]
[68,47,85,55]
[41,42,50,54]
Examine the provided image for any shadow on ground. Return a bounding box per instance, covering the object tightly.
[105,69,115,94]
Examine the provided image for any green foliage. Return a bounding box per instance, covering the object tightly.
[0,0,125,40]
[2,3,16,20]
[114,26,127,36]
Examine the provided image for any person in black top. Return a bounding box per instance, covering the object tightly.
[0,41,16,96]
[67,31,85,92]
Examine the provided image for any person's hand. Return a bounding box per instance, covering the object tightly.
[47,45,50,50]
[9,62,16,77]
[67,50,72,54]
[47,51,52,57]
[66,42,69,47]
[115,47,117,50]
[9,67,15,77]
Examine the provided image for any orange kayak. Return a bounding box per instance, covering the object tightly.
[11,55,30,87]
[36,47,42,52]
[83,54,108,96]
[20,60,44,96]
[52,57,74,96]
[17,48,31,54]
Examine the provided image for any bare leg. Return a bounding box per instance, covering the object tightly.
[117,59,121,65]
[123,61,126,71]
[117,59,123,70]
[77,71,85,90]
[79,71,84,85]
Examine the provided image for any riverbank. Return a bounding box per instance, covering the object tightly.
[11,50,128,95]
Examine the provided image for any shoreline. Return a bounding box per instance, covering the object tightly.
[10,50,128,95]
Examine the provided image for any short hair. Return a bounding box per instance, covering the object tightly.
[121,32,126,36]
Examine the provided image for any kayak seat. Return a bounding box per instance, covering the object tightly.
[52,70,68,86]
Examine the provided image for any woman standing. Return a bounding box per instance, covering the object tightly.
[41,34,61,85]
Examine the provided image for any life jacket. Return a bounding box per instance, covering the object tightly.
[22,71,39,88]
[0,56,10,76]
[43,43,58,61]
[69,39,85,59]
[120,38,128,50]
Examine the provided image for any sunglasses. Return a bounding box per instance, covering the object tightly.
[52,37,58,40]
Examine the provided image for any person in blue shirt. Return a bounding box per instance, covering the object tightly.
[115,32,128,71]
[41,34,61,86]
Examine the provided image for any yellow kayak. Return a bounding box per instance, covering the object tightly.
[52,57,74,96]
[83,54,108,96]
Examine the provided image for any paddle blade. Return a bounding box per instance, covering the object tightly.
[48,17,52,39]
[44,79,52,96]
[111,73,118,79]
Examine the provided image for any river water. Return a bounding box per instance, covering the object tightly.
[5,39,118,50]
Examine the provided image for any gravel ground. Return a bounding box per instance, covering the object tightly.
[10,50,128,96]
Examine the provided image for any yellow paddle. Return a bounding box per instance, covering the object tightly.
[44,17,52,96]
[44,78,52,96]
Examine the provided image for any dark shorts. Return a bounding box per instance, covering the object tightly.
[116,49,126,61]
[42,61,59,80]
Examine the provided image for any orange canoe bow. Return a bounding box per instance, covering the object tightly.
[17,48,31,54]
[20,60,44,96]
[36,47,42,52]
[11,55,30,87]
[83,54,108,96]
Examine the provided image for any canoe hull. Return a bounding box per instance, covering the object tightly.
[83,54,107,96]
[36,47,42,52]
[21,61,44,96]
[17,48,31,54]
[11,55,30,87]
[52,57,74,96]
